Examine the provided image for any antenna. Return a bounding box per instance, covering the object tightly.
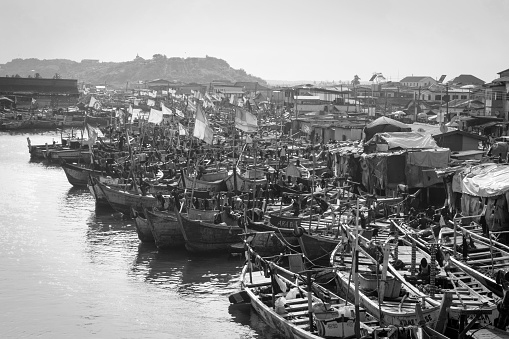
[438,75,447,84]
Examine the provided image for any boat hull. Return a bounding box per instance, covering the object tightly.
[61,162,101,187]
[144,208,185,249]
[46,149,91,164]
[225,171,267,192]
[175,211,242,253]
[96,181,158,216]
[299,233,339,263]
[335,268,440,327]
[133,211,155,243]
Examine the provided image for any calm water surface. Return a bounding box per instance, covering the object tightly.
[0,130,280,338]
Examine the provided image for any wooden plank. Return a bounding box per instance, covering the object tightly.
[467,255,509,264]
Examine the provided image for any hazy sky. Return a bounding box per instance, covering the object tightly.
[2,0,507,83]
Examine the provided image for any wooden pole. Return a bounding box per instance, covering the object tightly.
[430,242,437,298]
[354,198,360,338]
[379,240,391,302]
[411,239,417,276]
[306,271,314,332]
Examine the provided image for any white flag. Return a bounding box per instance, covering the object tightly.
[193,106,213,144]
[147,99,155,107]
[89,96,97,108]
[235,107,258,133]
[130,108,141,122]
[161,102,173,115]
[178,123,187,136]
[148,108,163,125]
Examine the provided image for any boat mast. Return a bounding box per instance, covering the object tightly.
[354,198,361,338]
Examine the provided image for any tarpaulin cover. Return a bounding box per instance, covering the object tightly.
[461,163,509,197]
[368,132,439,150]
[363,116,412,140]
[407,148,450,168]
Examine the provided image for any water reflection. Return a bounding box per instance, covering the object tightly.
[130,243,244,297]
[228,303,282,339]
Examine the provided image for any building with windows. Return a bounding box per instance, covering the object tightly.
[484,68,509,120]
[400,76,437,88]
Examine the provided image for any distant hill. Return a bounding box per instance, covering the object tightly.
[0,55,267,88]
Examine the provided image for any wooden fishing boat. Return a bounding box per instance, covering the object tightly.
[354,219,498,331]
[131,208,155,243]
[200,169,229,182]
[230,231,288,257]
[45,147,91,164]
[87,175,127,208]
[27,137,62,160]
[61,161,102,187]
[299,233,340,264]
[175,207,243,253]
[182,172,228,192]
[143,207,185,249]
[94,179,159,216]
[225,168,267,192]
[395,237,498,326]
[235,248,380,339]
[405,219,508,299]
[331,232,441,327]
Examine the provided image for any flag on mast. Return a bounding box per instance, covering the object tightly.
[193,105,213,144]
[235,107,258,133]
[148,108,163,125]
[89,96,97,108]
[178,123,187,136]
[161,102,173,115]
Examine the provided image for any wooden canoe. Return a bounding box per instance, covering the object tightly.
[143,207,185,249]
[175,210,243,253]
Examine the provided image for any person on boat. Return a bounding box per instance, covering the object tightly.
[139,178,150,196]
[118,133,125,151]
[292,197,300,217]
[279,145,287,167]
[418,257,430,282]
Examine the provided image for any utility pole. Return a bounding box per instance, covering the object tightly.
[414,91,417,121]
[417,85,421,121]
[446,83,449,117]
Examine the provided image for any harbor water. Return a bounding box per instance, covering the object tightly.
[0,130,280,338]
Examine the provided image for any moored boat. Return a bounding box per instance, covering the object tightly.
[143,207,185,249]
[61,161,102,187]
[132,208,155,243]
[94,179,159,216]
[235,246,381,339]
[175,208,243,253]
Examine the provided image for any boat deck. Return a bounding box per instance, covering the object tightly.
[469,328,509,339]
